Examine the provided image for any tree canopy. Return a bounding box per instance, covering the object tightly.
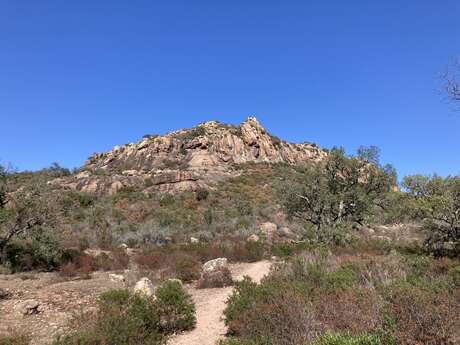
[281,147,396,243]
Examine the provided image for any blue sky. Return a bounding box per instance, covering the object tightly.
[1,1,459,178]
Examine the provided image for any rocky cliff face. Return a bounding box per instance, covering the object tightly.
[50,117,327,195]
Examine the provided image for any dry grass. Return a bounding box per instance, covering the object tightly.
[228,289,320,345]
[315,289,381,335]
[386,285,460,345]
[58,250,130,279]
[224,250,460,345]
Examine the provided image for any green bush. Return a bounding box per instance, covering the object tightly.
[155,280,196,332]
[236,199,253,216]
[2,240,34,272]
[174,256,201,282]
[224,277,260,327]
[323,264,360,292]
[53,283,196,345]
[273,255,359,294]
[183,126,207,141]
[450,264,460,287]
[98,290,163,344]
[2,230,64,272]
[218,339,263,345]
[53,289,164,345]
[271,243,296,257]
[196,188,209,201]
[30,230,63,270]
[78,193,94,208]
[402,174,460,257]
[311,332,382,345]
[159,194,175,207]
[204,208,214,225]
[242,241,265,262]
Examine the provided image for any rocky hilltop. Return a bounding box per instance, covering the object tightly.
[50,117,327,195]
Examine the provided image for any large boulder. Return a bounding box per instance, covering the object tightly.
[133,277,155,297]
[202,258,228,274]
[199,258,233,288]
[198,267,233,288]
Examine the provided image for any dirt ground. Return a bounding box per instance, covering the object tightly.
[0,271,125,344]
[168,260,271,345]
[0,261,271,345]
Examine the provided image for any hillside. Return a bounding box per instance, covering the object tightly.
[49,117,326,195]
[1,117,459,345]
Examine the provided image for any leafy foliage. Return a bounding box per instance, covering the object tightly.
[310,332,382,345]
[281,147,395,243]
[0,164,7,209]
[223,250,460,345]
[402,174,460,256]
[53,282,196,345]
[154,280,196,332]
[196,188,209,201]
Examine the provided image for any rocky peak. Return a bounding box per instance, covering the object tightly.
[243,116,261,127]
[49,117,327,195]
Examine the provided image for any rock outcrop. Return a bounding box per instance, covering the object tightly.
[133,277,155,297]
[198,258,233,288]
[202,258,228,274]
[49,117,327,195]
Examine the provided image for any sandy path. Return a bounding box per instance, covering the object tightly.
[168,260,271,345]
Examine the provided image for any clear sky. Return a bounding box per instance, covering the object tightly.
[1,1,459,178]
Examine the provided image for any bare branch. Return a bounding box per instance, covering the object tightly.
[443,60,460,104]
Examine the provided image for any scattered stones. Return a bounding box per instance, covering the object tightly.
[83,248,112,257]
[202,258,228,274]
[133,277,155,297]
[17,299,44,315]
[0,288,12,300]
[246,234,260,242]
[109,273,125,283]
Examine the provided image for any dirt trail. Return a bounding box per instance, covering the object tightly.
[169,260,271,345]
